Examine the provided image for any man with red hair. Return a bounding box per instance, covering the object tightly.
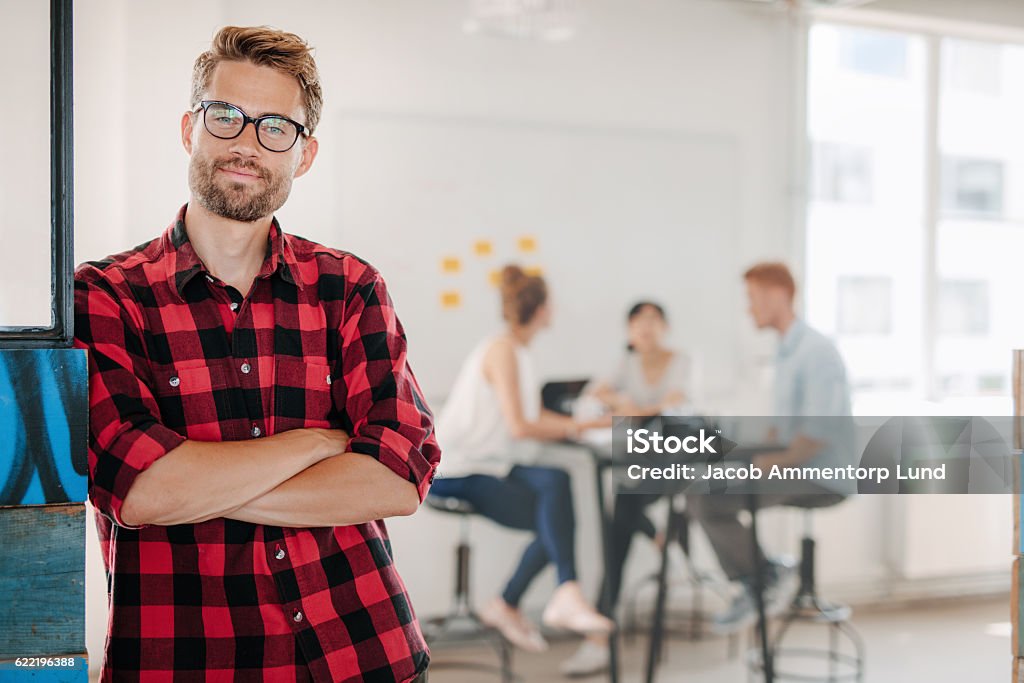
[688,262,853,634]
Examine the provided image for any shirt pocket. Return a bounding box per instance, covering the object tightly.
[150,362,231,439]
[274,358,335,431]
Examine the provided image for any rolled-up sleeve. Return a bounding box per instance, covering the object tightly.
[333,265,441,502]
[74,269,186,529]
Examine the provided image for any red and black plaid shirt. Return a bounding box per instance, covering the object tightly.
[74,205,440,682]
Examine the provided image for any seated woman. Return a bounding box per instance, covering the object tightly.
[586,301,692,417]
[564,301,696,676]
[433,265,612,653]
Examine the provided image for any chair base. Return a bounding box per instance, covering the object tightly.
[423,610,515,683]
[744,590,865,682]
[623,571,726,644]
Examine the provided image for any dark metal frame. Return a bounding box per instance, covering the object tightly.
[0,0,74,349]
[196,100,308,152]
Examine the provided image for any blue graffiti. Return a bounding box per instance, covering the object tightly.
[0,349,87,505]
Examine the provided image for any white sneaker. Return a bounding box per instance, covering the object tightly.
[560,640,610,677]
[542,582,614,635]
[479,598,549,653]
[710,588,757,635]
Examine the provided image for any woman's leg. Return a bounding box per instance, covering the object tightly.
[507,465,578,586]
[500,466,613,636]
[599,491,661,614]
[431,472,546,605]
[500,539,548,607]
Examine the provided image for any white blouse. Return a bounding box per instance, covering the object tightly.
[435,336,542,478]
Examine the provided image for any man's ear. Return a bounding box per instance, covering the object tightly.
[181,111,195,154]
[293,136,319,179]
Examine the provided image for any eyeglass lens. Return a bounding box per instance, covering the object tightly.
[203,102,299,152]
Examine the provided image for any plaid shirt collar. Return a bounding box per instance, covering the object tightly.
[165,203,302,300]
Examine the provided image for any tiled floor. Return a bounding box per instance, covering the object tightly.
[427,596,1009,683]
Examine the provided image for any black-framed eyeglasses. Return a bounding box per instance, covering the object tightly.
[195,100,307,153]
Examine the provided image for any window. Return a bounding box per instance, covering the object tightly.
[839,27,908,78]
[0,1,73,347]
[941,157,1004,217]
[943,39,1001,95]
[837,277,892,335]
[812,142,873,204]
[808,25,1024,412]
[938,280,989,336]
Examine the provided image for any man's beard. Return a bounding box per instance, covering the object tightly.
[189,153,292,223]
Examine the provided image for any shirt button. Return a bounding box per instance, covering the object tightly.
[275,547,286,560]
[292,609,304,623]
[251,425,262,437]
[229,302,239,312]
[168,376,180,388]
[240,362,251,374]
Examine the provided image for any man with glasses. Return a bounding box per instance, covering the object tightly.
[74,26,439,682]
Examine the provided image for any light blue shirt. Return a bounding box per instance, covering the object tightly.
[773,318,856,491]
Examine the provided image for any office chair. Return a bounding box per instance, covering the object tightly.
[748,496,865,683]
[421,495,515,683]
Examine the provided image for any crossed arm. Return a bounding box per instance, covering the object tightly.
[79,266,434,531]
[120,428,420,528]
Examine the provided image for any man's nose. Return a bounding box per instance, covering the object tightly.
[227,120,262,157]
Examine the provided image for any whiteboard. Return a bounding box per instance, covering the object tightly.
[331,112,743,402]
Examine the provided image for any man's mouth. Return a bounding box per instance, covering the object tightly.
[218,166,263,182]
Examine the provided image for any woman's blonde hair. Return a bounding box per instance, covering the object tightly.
[191,26,323,133]
[500,265,548,326]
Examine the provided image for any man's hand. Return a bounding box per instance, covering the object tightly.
[304,428,351,460]
[752,451,784,472]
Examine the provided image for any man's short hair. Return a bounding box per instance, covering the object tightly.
[743,261,796,301]
[191,26,323,134]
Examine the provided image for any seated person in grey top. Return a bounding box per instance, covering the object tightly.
[565,302,697,677]
[585,301,694,417]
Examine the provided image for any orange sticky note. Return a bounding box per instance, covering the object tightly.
[517,236,538,253]
[473,240,493,256]
[441,257,461,273]
[488,270,502,287]
[440,291,462,308]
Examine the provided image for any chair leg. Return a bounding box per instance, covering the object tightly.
[758,528,865,682]
[644,498,682,683]
[423,518,516,682]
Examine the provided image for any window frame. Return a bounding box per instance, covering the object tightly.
[0,0,74,349]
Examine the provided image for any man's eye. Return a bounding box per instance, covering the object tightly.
[262,119,290,137]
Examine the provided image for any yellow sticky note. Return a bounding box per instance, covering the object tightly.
[517,236,538,253]
[473,240,494,256]
[441,257,461,273]
[525,265,543,277]
[440,291,462,308]
[488,270,502,287]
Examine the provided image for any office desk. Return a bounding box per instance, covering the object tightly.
[640,445,784,683]
[573,430,782,683]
